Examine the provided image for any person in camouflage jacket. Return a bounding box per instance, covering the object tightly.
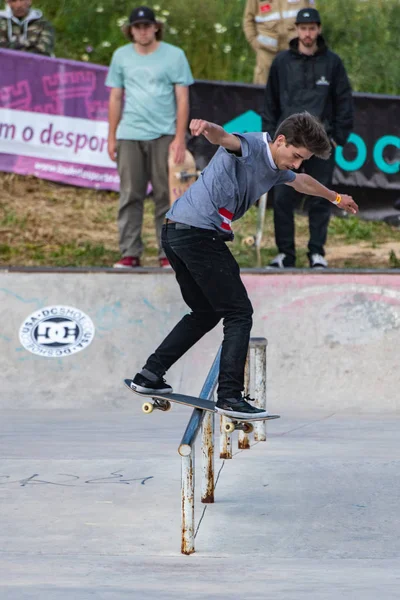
[0,0,54,56]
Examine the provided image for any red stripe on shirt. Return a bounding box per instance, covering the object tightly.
[219,207,234,220]
[220,222,232,231]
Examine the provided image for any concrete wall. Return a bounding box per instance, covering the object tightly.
[1,269,400,413]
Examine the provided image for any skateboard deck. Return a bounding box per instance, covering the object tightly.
[168,149,198,205]
[124,379,280,432]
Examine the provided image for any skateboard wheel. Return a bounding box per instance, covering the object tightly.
[224,422,236,434]
[243,235,255,247]
[159,400,171,412]
[243,423,254,434]
[142,402,154,414]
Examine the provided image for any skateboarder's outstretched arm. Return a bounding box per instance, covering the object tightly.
[285,173,359,215]
[190,119,241,153]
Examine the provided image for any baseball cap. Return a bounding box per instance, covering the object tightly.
[295,8,321,24]
[129,6,156,25]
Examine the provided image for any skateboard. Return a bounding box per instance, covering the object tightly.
[168,149,199,204]
[124,379,280,434]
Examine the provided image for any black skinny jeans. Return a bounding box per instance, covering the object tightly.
[144,223,253,400]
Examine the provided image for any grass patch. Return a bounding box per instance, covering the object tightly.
[0,243,12,258]
[36,0,400,94]
[48,242,120,267]
[389,250,400,268]
[328,216,376,242]
[0,206,28,229]
[328,216,400,243]
[2,173,400,269]
[93,206,118,225]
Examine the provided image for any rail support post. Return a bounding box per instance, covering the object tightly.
[201,410,215,503]
[253,338,268,441]
[179,348,221,554]
[238,347,251,449]
[219,414,232,459]
[181,452,195,554]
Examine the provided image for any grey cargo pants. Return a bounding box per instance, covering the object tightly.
[116,135,174,258]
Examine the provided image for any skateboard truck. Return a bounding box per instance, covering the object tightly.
[224,421,254,434]
[142,398,172,413]
[174,170,200,181]
[224,414,280,433]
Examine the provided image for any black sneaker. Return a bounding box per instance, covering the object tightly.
[215,395,268,419]
[131,372,172,395]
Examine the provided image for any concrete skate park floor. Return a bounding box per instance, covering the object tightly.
[2,269,400,597]
[1,405,399,599]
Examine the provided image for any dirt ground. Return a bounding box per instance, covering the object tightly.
[0,173,119,249]
[1,172,400,269]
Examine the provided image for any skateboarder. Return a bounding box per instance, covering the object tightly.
[131,112,358,418]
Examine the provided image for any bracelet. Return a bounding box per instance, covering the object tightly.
[332,193,342,205]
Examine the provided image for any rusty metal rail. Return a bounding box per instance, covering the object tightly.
[178,337,268,555]
[178,348,221,555]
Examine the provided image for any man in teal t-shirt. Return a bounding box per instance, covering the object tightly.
[106,5,194,268]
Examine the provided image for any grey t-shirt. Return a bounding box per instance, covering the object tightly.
[166,132,296,235]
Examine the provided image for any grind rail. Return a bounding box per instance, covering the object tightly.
[178,337,268,554]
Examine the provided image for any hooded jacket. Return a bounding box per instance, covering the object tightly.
[0,6,54,56]
[262,36,353,145]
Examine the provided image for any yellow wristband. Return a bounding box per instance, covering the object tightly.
[333,193,341,205]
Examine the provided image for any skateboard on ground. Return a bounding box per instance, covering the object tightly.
[168,149,199,204]
[124,379,280,434]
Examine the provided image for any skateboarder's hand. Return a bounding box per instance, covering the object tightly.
[338,194,359,215]
[169,137,186,164]
[190,119,223,144]
[108,137,117,162]
[190,119,241,153]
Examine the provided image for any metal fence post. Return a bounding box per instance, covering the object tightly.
[219,415,232,459]
[201,410,214,503]
[252,338,267,442]
[181,452,195,555]
[238,347,251,449]
[179,348,221,554]
[179,407,203,554]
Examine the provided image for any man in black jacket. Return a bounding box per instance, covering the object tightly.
[262,8,353,268]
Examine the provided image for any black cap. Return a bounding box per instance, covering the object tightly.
[129,6,156,25]
[295,8,321,24]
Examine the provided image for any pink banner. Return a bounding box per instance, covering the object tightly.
[0,49,120,191]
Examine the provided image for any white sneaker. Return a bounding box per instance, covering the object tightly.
[310,253,328,269]
[268,253,289,268]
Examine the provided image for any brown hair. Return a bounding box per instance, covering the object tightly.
[274,112,331,159]
[122,21,163,42]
